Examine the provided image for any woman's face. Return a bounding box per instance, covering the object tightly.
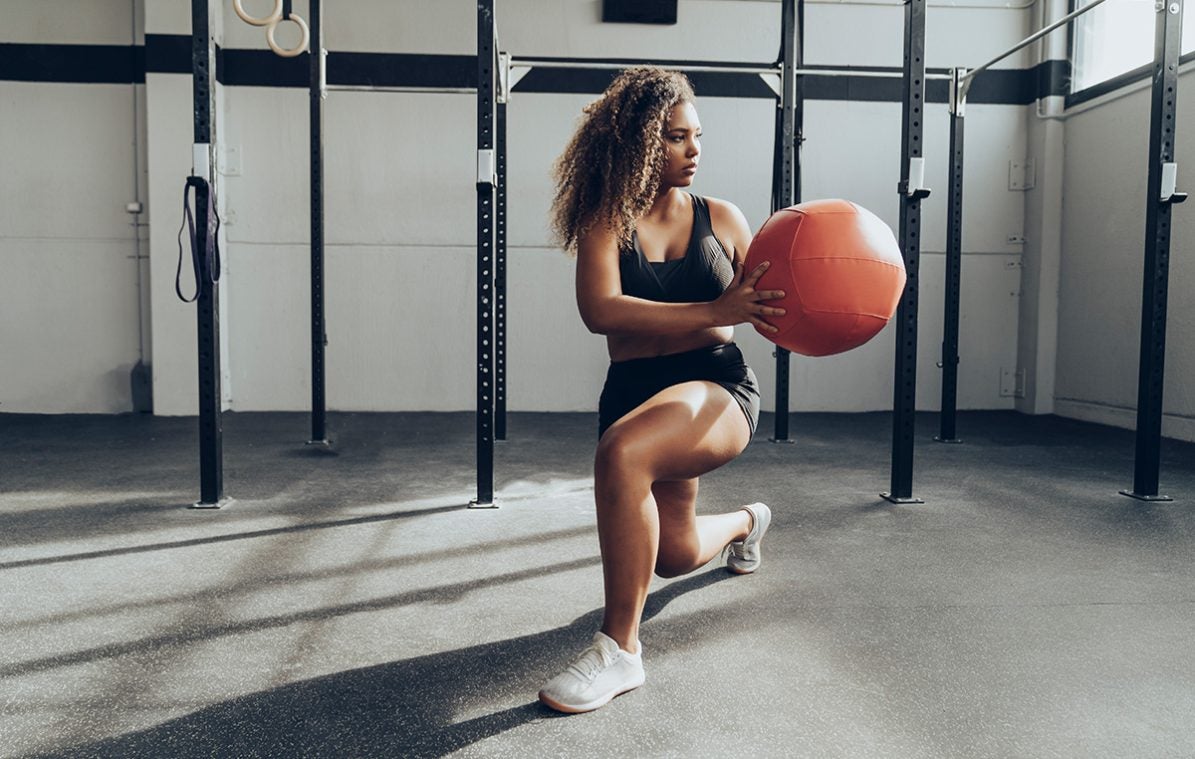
[660,101,702,189]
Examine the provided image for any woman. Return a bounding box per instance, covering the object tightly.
[538,67,784,714]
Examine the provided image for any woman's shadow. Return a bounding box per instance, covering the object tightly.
[41,569,734,759]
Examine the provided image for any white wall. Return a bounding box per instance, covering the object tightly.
[3,0,1038,415]
[1053,64,1195,441]
[0,1,147,414]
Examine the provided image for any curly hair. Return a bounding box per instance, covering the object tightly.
[549,67,696,254]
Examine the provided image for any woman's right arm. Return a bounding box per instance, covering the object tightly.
[574,223,784,336]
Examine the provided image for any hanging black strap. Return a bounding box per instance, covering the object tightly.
[176,176,222,303]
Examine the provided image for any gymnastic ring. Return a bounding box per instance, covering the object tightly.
[233,0,282,26]
[266,14,310,58]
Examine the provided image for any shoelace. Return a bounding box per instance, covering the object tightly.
[566,644,613,683]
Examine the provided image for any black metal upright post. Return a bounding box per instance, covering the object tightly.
[882,0,930,504]
[770,0,799,443]
[936,67,965,444]
[794,0,805,206]
[1122,0,1187,501]
[495,95,508,441]
[473,0,498,507]
[309,0,330,447]
[191,0,225,508]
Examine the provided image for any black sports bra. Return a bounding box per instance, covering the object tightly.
[619,194,735,304]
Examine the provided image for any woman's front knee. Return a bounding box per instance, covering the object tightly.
[595,426,650,480]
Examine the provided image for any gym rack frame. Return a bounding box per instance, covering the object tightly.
[936,0,1187,500]
[188,0,1087,509]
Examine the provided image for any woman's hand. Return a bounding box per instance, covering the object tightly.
[710,260,786,333]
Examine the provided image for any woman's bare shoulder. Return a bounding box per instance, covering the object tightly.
[701,195,753,256]
[576,219,622,257]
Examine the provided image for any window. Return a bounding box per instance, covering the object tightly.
[1071,0,1195,93]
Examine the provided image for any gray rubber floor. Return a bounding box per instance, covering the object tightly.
[2,410,1194,758]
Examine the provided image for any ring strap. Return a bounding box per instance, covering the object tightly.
[175,176,222,303]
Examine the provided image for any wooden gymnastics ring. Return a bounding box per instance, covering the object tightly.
[266,13,310,58]
[232,0,282,26]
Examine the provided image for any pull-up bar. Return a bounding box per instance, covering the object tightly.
[957,0,1109,103]
[510,59,954,80]
[325,85,477,94]
[799,68,952,80]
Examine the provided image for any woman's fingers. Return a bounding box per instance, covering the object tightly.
[758,305,786,317]
[749,316,779,333]
[744,261,770,286]
[757,289,786,301]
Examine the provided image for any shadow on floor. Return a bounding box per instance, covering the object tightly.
[33,569,733,759]
[0,502,471,570]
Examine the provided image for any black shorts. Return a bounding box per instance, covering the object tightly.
[597,342,761,440]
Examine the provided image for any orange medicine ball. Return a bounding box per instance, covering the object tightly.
[744,199,907,357]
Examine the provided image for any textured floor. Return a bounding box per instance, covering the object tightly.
[2,410,1194,758]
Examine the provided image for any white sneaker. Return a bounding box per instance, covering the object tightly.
[726,502,771,574]
[538,631,645,713]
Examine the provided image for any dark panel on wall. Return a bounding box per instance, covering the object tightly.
[603,0,678,25]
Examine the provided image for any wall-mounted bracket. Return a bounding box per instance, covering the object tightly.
[319,47,328,99]
[899,157,931,199]
[497,52,511,104]
[1161,162,1188,204]
[762,71,783,99]
[192,143,212,181]
[950,67,967,116]
[477,149,496,187]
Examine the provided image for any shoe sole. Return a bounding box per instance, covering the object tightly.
[538,674,646,714]
[726,559,760,575]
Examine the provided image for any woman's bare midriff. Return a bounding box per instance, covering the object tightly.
[607,325,734,363]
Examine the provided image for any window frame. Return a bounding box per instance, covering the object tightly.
[1066,0,1195,108]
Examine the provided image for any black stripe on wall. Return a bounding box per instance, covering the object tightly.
[0,42,145,84]
[218,49,479,88]
[325,52,476,89]
[1036,59,1071,98]
[514,67,777,99]
[144,34,191,75]
[2,38,1072,106]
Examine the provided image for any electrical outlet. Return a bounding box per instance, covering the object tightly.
[1007,234,1026,245]
[1014,368,1027,398]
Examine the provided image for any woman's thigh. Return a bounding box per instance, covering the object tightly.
[597,380,751,483]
